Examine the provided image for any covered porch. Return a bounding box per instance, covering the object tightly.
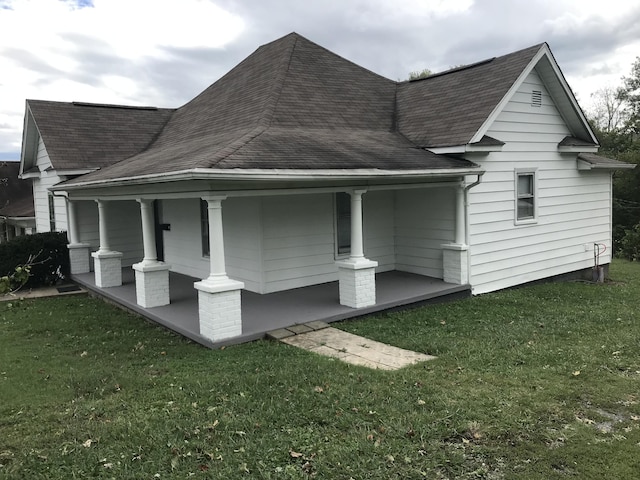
[72,268,469,348]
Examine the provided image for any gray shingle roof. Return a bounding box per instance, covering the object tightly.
[578,153,637,170]
[396,44,543,148]
[64,33,480,185]
[27,100,174,170]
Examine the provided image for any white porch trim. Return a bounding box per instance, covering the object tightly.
[194,195,244,341]
[336,189,378,308]
[132,199,170,308]
[91,200,123,287]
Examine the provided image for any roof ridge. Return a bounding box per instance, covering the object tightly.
[256,33,299,129]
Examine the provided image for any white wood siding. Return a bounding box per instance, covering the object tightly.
[261,194,337,293]
[161,198,263,292]
[395,187,455,278]
[363,190,395,273]
[161,198,210,280]
[33,138,67,233]
[469,69,612,294]
[105,201,143,267]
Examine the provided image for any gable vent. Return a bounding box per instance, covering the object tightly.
[531,90,542,107]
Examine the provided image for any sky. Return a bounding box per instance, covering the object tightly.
[1,0,639,160]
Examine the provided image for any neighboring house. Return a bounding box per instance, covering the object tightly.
[0,161,35,242]
[18,33,634,343]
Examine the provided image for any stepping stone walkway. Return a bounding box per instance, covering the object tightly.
[268,322,436,370]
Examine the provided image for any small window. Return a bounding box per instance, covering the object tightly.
[515,170,537,223]
[335,192,351,255]
[200,199,210,257]
[48,194,56,231]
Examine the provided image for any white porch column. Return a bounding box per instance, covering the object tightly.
[91,200,123,288]
[194,195,244,342]
[442,183,469,284]
[335,189,378,308]
[132,199,170,308]
[66,199,91,274]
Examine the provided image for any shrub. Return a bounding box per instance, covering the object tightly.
[617,223,640,261]
[0,232,70,288]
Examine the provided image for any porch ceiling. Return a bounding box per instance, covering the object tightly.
[73,270,469,349]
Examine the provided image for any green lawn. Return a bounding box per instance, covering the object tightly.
[1,261,639,479]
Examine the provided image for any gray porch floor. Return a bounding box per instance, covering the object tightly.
[72,269,470,349]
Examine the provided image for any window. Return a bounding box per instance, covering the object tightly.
[200,199,210,256]
[48,194,56,231]
[515,170,537,223]
[335,192,351,255]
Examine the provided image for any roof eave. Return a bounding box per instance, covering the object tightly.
[427,144,504,154]
[577,160,636,171]
[559,145,599,153]
[52,166,485,191]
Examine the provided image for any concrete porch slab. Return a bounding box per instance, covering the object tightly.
[280,327,436,370]
[72,269,470,349]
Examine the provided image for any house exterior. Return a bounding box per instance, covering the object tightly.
[0,161,35,242]
[19,33,633,343]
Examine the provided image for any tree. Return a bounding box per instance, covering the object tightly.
[589,86,627,133]
[408,68,433,81]
[620,56,640,134]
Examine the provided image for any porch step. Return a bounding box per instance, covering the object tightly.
[266,321,330,340]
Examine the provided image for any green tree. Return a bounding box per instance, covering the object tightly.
[620,56,640,134]
[408,68,433,81]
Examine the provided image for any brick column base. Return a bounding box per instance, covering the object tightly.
[335,259,378,308]
[91,250,123,288]
[68,243,91,274]
[132,261,171,308]
[194,278,245,342]
[441,243,469,284]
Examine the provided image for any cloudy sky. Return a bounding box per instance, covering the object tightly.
[1,0,639,160]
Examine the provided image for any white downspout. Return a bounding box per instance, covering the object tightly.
[463,172,485,288]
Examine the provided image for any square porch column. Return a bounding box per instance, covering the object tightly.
[336,189,378,308]
[194,196,244,342]
[66,199,91,274]
[132,199,171,308]
[91,200,123,288]
[441,183,469,285]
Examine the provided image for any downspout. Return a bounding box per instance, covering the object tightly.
[463,172,485,288]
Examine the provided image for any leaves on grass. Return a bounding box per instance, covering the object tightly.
[81,439,93,448]
[289,450,303,458]
[313,385,324,393]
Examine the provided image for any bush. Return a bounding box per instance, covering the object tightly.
[0,232,70,288]
[617,223,640,261]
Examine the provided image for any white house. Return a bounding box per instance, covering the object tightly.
[19,33,633,345]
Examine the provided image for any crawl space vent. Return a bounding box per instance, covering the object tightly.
[531,90,542,107]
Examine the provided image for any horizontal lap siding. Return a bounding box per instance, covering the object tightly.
[261,194,336,293]
[161,199,208,279]
[469,69,611,294]
[160,198,262,292]
[223,198,262,292]
[364,190,395,272]
[395,188,454,278]
[33,138,67,233]
[106,200,143,267]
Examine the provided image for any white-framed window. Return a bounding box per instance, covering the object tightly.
[335,192,351,256]
[200,199,210,257]
[515,169,537,224]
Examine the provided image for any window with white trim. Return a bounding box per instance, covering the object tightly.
[515,170,537,223]
[335,192,351,255]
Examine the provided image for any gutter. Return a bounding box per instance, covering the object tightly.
[51,166,485,191]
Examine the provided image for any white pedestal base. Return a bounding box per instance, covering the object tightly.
[133,261,171,308]
[194,277,245,342]
[442,243,469,285]
[336,259,378,308]
[68,243,91,274]
[91,250,123,288]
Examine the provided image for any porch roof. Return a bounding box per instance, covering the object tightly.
[73,269,470,349]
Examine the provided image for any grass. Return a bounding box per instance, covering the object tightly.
[1,261,639,479]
